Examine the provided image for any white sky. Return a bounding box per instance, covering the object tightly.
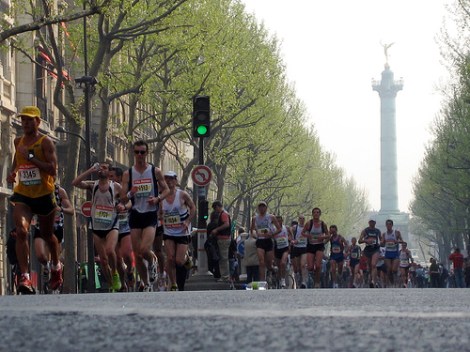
[241,0,451,211]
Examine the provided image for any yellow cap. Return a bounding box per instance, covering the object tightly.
[18,106,41,119]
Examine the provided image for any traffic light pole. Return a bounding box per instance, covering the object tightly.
[196,137,209,275]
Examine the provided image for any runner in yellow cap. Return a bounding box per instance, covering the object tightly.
[7,106,61,294]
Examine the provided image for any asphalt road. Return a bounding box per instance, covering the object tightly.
[0,289,469,352]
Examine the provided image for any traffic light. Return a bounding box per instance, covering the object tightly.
[192,95,210,138]
[198,199,209,223]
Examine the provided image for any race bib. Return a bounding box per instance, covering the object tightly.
[133,178,152,198]
[164,213,182,228]
[275,236,288,247]
[95,205,114,225]
[385,241,396,250]
[18,164,41,186]
[118,212,128,225]
[257,227,270,237]
[351,252,358,259]
[332,245,341,254]
[367,237,377,245]
[400,259,409,266]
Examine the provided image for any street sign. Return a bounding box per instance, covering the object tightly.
[81,201,92,217]
[191,165,212,187]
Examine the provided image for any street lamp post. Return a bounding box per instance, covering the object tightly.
[55,126,95,293]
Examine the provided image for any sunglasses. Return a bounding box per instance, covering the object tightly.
[134,150,146,155]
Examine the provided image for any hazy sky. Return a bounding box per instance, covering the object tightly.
[241,0,452,211]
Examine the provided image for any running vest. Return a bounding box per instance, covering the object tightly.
[384,230,399,252]
[330,235,343,255]
[91,181,118,231]
[274,225,289,249]
[14,135,55,198]
[350,245,361,260]
[117,211,130,235]
[293,225,307,248]
[129,164,158,213]
[255,214,274,239]
[308,221,324,244]
[399,250,411,267]
[364,227,380,247]
[162,189,190,237]
[53,185,64,231]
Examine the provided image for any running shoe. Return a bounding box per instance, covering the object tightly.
[280,278,286,289]
[18,275,36,295]
[369,281,375,288]
[112,272,122,291]
[170,284,178,291]
[314,282,321,289]
[50,265,63,291]
[148,260,157,283]
[143,284,152,292]
[300,283,307,289]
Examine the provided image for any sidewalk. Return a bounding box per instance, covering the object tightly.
[184,273,245,291]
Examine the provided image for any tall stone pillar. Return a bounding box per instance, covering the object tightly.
[372,64,403,213]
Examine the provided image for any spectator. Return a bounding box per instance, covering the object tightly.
[243,232,259,283]
[429,258,440,288]
[208,201,232,281]
[449,248,465,288]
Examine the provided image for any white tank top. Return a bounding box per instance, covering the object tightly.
[293,225,307,248]
[130,165,157,213]
[162,189,190,237]
[274,225,289,249]
[384,230,398,252]
[255,214,273,239]
[91,181,118,231]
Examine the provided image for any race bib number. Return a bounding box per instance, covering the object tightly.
[95,205,114,224]
[18,164,41,186]
[332,245,341,254]
[257,227,270,237]
[133,178,152,198]
[164,212,182,229]
[400,259,409,266]
[385,241,396,250]
[367,237,377,245]
[275,236,288,247]
[118,212,128,225]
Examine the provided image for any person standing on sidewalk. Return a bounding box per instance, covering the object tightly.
[72,162,123,291]
[7,106,61,294]
[120,140,169,292]
[209,200,232,281]
[449,248,465,288]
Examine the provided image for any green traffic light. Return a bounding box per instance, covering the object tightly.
[196,125,208,136]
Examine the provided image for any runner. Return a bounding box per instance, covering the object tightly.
[380,219,403,287]
[159,171,195,291]
[329,225,347,288]
[303,207,329,288]
[120,140,169,292]
[250,201,281,282]
[72,162,122,292]
[273,215,292,288]
[376,246,387,288]
[33,184,74,292]
[398,242,413,288]
[291,216,308,288]
[347,237,362,288]
[7,106,61,294]
[358,217,381,288]
[109,167,134,291]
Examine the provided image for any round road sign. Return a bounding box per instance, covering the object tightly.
[191,165,212,187]
[81,201,92,217]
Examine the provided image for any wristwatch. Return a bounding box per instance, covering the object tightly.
[27,152,35,161]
